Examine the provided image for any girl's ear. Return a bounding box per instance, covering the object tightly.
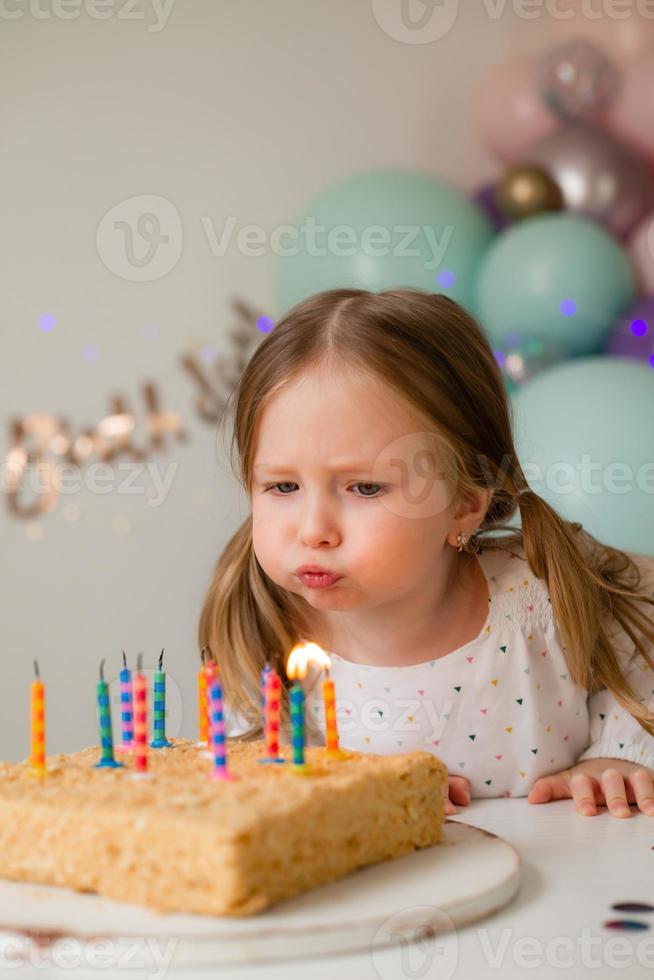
[447,488,492,547]
[452,487,492,525]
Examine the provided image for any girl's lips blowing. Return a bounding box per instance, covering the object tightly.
[295,566,343,588]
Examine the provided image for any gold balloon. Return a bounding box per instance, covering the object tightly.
[495,165,564,221]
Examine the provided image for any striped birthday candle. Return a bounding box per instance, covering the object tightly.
[119,651,134,753]
[208,669,238,782]
[150,648,173,748]
[131,652,149,777]
[95,659,123,768]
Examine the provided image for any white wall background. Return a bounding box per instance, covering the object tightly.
[1,0,652,761]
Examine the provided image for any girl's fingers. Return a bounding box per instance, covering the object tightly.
[443,775,471,814]
[527,771,571,804]
[626,768,654,816]
[599,768,632,818]
[570,771,598,816]
[448,777,471,806]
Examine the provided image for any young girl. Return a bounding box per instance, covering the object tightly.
[198,287,654,820]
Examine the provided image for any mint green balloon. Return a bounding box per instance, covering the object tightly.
[511,356,654,553]
[476,214,636,356]
[275,170,494,315]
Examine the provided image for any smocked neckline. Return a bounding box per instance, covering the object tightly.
[302,546,519,672]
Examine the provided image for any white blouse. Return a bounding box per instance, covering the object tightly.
[298,542,654,799]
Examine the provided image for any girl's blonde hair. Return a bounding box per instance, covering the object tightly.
[198,287,654,743]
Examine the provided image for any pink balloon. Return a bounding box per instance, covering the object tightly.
[628,210,654,294]
[472,56,560,163]
[605,54,654,162]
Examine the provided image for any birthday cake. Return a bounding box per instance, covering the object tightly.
[0,737,447,917]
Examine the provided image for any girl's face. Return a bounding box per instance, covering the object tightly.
[250,365,465,616]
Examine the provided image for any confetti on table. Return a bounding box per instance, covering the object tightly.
[611,902,654,913]
[603,919,649,931]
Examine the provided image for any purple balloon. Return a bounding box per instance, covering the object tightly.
[472,183,510,233]
[607,295,654,369]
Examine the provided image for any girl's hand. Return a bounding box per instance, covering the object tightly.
[527,758,654,817]
[443,773,471,815]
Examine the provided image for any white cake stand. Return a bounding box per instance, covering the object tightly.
[0,820,520,970]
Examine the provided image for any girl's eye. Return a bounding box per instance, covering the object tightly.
[263,482,385,498]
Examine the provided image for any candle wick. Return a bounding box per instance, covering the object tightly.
[137,652,143,672]
[158,648,164,671]
[122,650,127,669]
[99,658,106,683]
[33,659,40,679]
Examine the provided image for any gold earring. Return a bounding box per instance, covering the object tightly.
[456,532,469,552]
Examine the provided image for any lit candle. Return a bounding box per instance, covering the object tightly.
[196,647,209,747]
[95,659,124,768]
[208,668,238,782]
[258,663,285,765]
[289,683,305,767]
[118,650,134,753]
[131,652,149,778]
[29,659,46,779]
[285,644,318,776]
[287,642,351,766]
[150,648,173,749]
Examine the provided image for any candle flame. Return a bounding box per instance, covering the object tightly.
[286,642,331,681]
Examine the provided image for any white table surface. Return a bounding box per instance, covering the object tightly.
[13,797,654,980]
